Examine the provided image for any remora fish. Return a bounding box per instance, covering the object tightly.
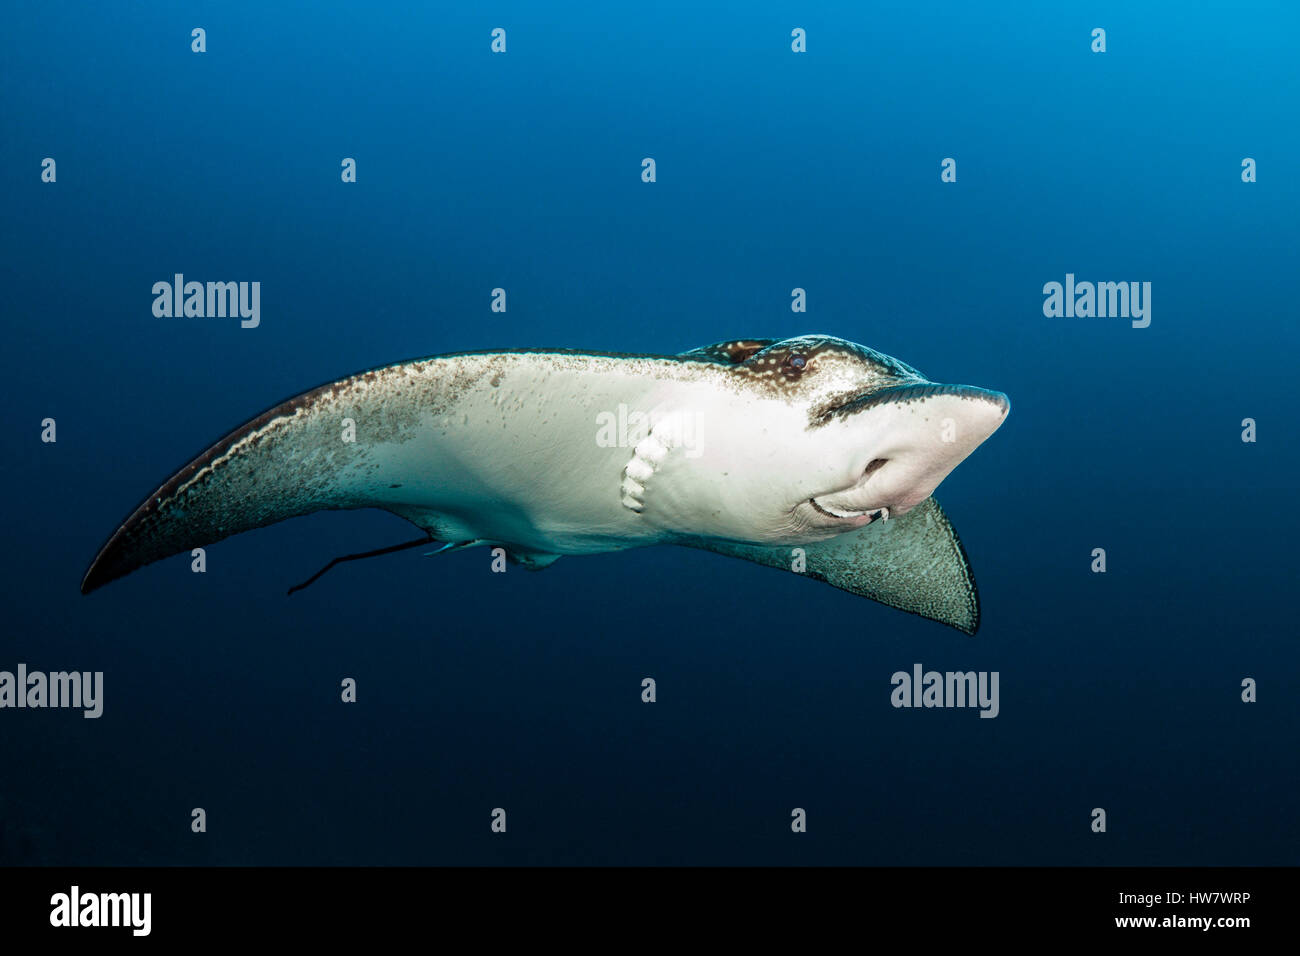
[81,335,1009,633]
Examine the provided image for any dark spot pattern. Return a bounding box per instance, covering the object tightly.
[676,339,777,365]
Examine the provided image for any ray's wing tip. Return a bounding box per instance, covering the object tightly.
[932,600,978,636]
[79,555,111,595]
[958,582,981,636]
[80,536,129,595]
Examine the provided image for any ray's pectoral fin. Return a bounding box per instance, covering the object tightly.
[678,498,980,635]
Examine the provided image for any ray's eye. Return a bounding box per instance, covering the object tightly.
[786,353,807,371]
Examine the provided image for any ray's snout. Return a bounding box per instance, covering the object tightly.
[864,382,1008,448]
[869,382,1010,462]
[806,381,1009,527]
[967,386,1010,414]
[960,385,1010,437]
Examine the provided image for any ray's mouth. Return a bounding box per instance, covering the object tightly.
[809,497,890,522]
[808,458,890,523]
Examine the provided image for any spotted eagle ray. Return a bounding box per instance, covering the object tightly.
[81,335,1009,633]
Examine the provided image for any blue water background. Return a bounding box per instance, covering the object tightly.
[1,1,1296,864]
